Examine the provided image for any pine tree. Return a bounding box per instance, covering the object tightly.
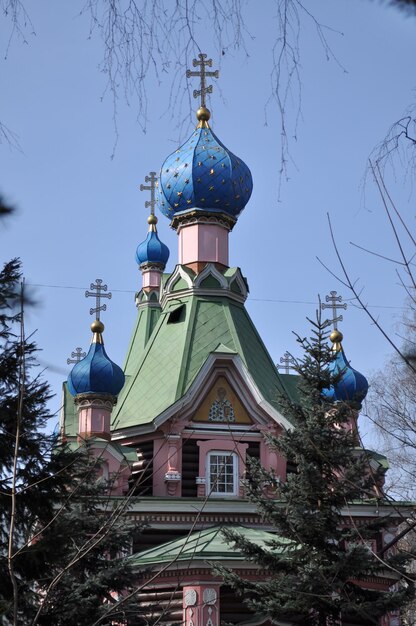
[0,259,142,625]
[220,312,414,626]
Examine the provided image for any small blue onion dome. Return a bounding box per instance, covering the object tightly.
[135,215,170,267]
[322,330,369,405]
[68,320,125,397]
[157,109,253,221]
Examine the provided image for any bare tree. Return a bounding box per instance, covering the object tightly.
[370,108,416,189]
[318,163,416,502]
[1,0,344,183]
[367,355,416,499]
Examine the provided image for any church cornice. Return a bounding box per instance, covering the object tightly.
[109,496,414,520]
[171,210,236,232]
[160,263,248,307]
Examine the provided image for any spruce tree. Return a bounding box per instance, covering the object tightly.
[0,259,141,625]
[221,312,414,625]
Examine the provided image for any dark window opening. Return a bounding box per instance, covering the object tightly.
[167,304,186,324]
[130,440,154,496]
[181,439,199,497]
[245,441,261,484]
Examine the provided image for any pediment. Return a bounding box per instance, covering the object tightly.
[149,351,291,434]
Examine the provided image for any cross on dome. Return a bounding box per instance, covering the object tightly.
[67,347,86,365]
[157,52,252,230]
[85,279,112,320]
[277,351,295,374]
[140,171,158,216]
[186,53,219,109]
[321,290,347,330]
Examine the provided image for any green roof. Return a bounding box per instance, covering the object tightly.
[64,435,138,463]
[62,382,77,438]
[123,305,161,377]
[365,449,389,470]
[129,525,285,567]
[110,292,294,431]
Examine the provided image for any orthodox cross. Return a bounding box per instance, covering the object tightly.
[67,347,86,365]
[277,351,295,374]
[85,278,112,319]
[321,290,347,329]
[186,53,219,108]
[140,171,158,215]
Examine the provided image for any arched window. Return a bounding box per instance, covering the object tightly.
[206,451,238,497]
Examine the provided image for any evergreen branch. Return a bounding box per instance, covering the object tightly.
[7,280,25,626]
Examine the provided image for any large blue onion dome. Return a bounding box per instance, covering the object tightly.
[322,330,369,406]
[157,107,253,221]
[135,215,170,267]
[68,320,125,397]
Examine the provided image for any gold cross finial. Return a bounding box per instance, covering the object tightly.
[85,278,112,320]
[186,53,219,126]
[140,171,158,217]
[321,290,347,330]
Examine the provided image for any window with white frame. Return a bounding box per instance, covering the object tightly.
[207,451,238,496]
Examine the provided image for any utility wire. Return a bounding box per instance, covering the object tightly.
[26,282,406,310]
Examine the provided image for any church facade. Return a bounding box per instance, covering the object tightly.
[61,55,406,626]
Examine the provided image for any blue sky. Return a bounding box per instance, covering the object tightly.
[1,1,415,439]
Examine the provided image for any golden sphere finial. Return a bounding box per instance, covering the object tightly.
[91,319,105,334]
[147,214,158,225]
[196,106,211,123]
[330,329,343,344]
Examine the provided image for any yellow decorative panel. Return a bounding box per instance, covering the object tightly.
[193,376,252,424]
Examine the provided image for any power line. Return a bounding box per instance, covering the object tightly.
[27,282,407,310]
[28,282,135,294]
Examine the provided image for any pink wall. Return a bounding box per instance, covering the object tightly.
[78,405,111,441]
[88,446,131,496]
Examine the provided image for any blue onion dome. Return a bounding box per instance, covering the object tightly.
[157,107,253,221]
[135,214,170,267]
[68,320,125,397]
[322,330,369,406]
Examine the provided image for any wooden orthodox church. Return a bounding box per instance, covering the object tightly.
[61,55,406,626]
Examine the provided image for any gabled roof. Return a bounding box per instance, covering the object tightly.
[110,290,295,432]
[129,525,286,567]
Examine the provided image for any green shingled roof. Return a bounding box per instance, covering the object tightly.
[110,291,294,431]
[63,271,298,437]
[129,525,286,567]
[123,305,161,377]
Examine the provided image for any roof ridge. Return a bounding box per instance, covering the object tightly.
[175,296,198,400]
[213,342,238,354]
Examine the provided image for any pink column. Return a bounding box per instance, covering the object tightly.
[153,431,183,496]
[178,223,229,267]
[164,433,182,496]
[183,584,221,626]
